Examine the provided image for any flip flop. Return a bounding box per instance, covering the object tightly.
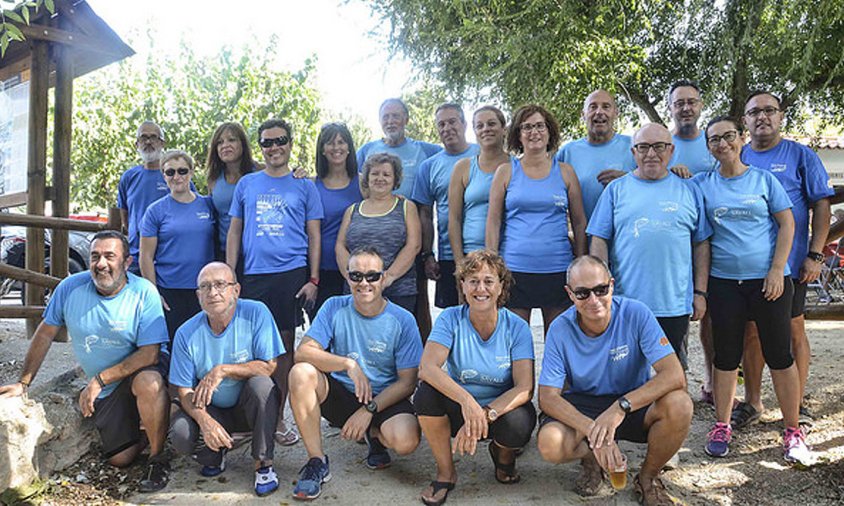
[274,427,300,446]
[488,441,520,484]
[421,480,455,506]
[730,401,761,429]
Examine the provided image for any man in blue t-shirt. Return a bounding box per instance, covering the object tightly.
[667,80,716,176]
[735,91,835,429]
[555,90,636,220]
[287,246,422,500]
[0,231,171,493]
[169,262,285,496]
[537,256,691,502]
[589,123,712,370]
[411,103,479,309]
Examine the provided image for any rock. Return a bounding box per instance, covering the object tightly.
[0,396,53,491]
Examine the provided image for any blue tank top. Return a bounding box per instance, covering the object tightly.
[500,158,572,273]
[315,178,363,271]
[462,156,496,254]
[211,175,237,251]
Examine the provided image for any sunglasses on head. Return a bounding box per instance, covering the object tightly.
[259,135,290,148]
[348,270,384,283]
[163,168,190,177]
[569,283,611,300]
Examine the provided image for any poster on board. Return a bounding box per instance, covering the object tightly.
[0,74,29,198]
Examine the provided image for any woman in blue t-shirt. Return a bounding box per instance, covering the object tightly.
[486,104,587,336]
[140,150,216,342]
[695,116,808,464]
[415,250,536,505]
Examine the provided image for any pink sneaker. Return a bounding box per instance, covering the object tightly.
[783,427,813,466]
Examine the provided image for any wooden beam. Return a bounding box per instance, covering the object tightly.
[0,306,46,319]
[829,218,844,244]
[13,22,129,58]
[805,304,844,321]
[0,192,28,209]
[51,39,73,280]
[831,186,843,206]
[0,263,60,288]
[0,213,106,232]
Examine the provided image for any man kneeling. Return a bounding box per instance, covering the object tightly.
[289,247,422,500]
[169,262,285,496]
[537,256,692,506]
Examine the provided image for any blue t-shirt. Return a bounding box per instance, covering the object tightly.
[315,178,363,271]
[461,156,499,254]
[306,295,422,395]
[43,272,168,398]
[116,165,170,259]
[411,144,480,260]
[741,140,835,278]
[356,138,442,198]
[693,167,793,280]
[211,175,237,252]
[555,134,636,221]
[429,305,534,406]
[169,299,285,408]
[669,133,716,175]
[539,297,674,396]
[229,171,324,275]
[140,195,216,289]
[587,171,712,317]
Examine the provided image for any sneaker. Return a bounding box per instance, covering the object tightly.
[200,450,227,477]
[783,427,814,466]
[138,455,170,493]
[364,430,391,470]
[255,465,279,497]
[293,456,332,500]
[704,422,732,458]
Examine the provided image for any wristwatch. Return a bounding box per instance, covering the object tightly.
[364,400,378,414]
[807,251,824,263]
[484,406,498,422]
[617,396,632,414]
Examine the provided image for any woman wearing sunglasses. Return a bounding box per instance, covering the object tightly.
[693,116,809,464]
[415,250,535,505]
[336,153,421,314]
[140,149,216,342]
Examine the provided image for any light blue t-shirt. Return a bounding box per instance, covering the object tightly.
[555,134,636,220]
[229,171,324,275]
[741,140,835,279]
[429,305,534,406]
[539,297,674,396]
[693,167,793,280]
[211,175,238,252]
[306,295,422,395]
[169,299,285,408]
[587,171,712,317]
[116,165,170,259]
[669,133,716,175]
[411,144,480,260]
[356,138,442,198]
[461,156,499,254]
[43,272,169,398]
[140,195,216,289]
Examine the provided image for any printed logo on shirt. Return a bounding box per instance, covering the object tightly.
[156,182,168,191]
[770,163,787,173]
[659,201,679,213]
[110,319,128,332]
[552,194,568,210]
[231,349,250,363]
[659,336,670,346]
[741,194,764,206]
[609,344,629,362]
[346,351,361,362]
[632,218,675,237]
[367,339,388,354]
[82,334,124,353]
[459,369,479,383]
[196,211,211,220]
[712,206,753,225]
[496,355,512,370]
[255,194,288,237]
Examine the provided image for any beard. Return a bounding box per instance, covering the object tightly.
[138,147,162,164]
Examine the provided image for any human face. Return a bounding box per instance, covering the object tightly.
[162,157,193,195]
[260,126,292,170]
[435,107,467,152]
[743,94,783,141]
[566,264,613,324]
[473,110,505,149]
[669,86,703,134]
[706,120,744,165]
[89,238,129,296]
[632,124,673,179]
[196,264,239,319]
[519,112,549,153]
[322,133,350,168]
[460,263,501,312]
[347,253,385,305]
[582,90,618,141]
[380,102,408,144]
[216,129,243,164]
[367,162,396,197]
[136,123,164,163]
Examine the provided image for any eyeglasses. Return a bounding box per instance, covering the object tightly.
[569,283,611,300]
[672,98,700,109]
[138,134,161,143]
[348,271,384,283]
[163,167,190,177]
[259,135,290,148]
[745,107,780,118]
[520,121,547,133]
[197,281,236,293]
[707,131,739,146]
[632,142,670,154]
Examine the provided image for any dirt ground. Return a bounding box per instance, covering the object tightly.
[2,314,843,506]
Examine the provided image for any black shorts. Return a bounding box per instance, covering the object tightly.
[435,260,458,308]
[656,315,689,370]
[791,280,807,318]
[507,271,571,310]
[539,392,650,444]
[158,287,201,345]
[242,267,307,332]
[308,269,346,322]
[388,295,417,314]
[320,374,414,429]
[93,355,169,458]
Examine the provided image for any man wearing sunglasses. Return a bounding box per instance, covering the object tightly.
[288,247,422,500]
[667,80,716,176]
[537,255,691,505]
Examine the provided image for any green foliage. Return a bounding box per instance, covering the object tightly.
[402,82,449,144]
[0,0,54,57]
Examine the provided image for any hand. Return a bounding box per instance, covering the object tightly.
[346,360,372,404]
[160,294,170,312]
[193,366,224,409]
[799,257,822,284]
[762,269,785,301]
[78,377,103,417]
[424,256,441,280]
[199,417,234,452]
[669,164,692,179]
[451,424,479,456]
[340,407,373,442]
[691,293,707,321]
[296,281,318,310]
[597,169,626,186]
[588,402,625,449]
[459,398,488,440]
[592,441,624,472]
[0,382,26,399]
[291,166,309,179]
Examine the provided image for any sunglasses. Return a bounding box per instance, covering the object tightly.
[569,283,611,300]
[348,270,384,283]
[259,135,290,148]
[163,168,190,177]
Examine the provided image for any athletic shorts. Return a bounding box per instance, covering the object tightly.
[435,260,458,308]
[320,374,414,429]
[242,267,307,332]
[507,271,570,310]
[656,315,690,370]
[791,280,807,318]
[539,392,650,444]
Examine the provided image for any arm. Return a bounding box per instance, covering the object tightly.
[384,199,422,288]
[447,160,470,264]
[764,209,795,301]
[295,219,321,306]
[691,239,710,321]
[0,322,61,398]
[485,163,512,252]
[177,386,233,452]
[802,198,832,283]
[486,359,534,416]
[561,162,587,257]
[335,206,354,281]
[418,204,440,280]
[669,165,692,179]
[139,236,158,286]
[589,236,609,263]
[296,337,372,403]
[192,358,278,409]
[225,217,243,273]
[78,344,162,417]
[340,365,419,442]
[120,209,129,236]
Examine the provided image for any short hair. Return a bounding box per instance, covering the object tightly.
[473,105,507,128]
[507,104,561,154]
[455,249,513,307]
[92,230,130,260]
[348,246,385,270]
[160,149,195,171]
[206,122,255,184]
[744,90,782,108]
[435,102,465,123]
[705,115,744,136]
[315,122,358,180]
[137,120,165,141]
[379,98,409,117]
[197,261,236,285]
[361,153,403,192]
[566,255,612,285]
[667,79,702,101]
[258,118,293,141]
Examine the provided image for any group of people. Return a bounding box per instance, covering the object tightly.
[0,79,835,506]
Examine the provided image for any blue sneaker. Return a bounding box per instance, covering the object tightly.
[200,450,226,477]
[364,431,391,470]
[293,456,331,500]
[705,422,732,457]
[254,465,279,497]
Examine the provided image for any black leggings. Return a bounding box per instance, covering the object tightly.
[158,286,201,345]
[413,381,536,448]
[708,276,794,371]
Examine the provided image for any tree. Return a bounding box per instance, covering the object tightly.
[0,0,53,56]
[402,82,448,144]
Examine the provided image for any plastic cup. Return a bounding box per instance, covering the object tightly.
[609,453,628,490]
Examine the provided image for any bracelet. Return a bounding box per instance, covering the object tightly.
[420,251,434,261]
[309,277,320,287]
[95,373,106,388]
[807,251,824,263]
[694,289,708,298]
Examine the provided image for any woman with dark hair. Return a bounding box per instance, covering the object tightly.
[448,106,510,264]
[415,250,535,505]
[486,104,587,335]
[311,123,363,318]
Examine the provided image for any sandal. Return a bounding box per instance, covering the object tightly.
[573,458,604,497]
[274,424,300,446]
[487,441,520,484]
[421,480,455,506]
[633,474,674,506]
[730,401,761,430]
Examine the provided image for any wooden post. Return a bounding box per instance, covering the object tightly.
[25,39,50,337]
[51,41,73,280]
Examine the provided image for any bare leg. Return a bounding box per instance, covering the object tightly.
[700,312,715,393]
[418,415,457,504]
[510,307,531,326]
[790,316,810,402]
[640,390,693,480]
[288,363,329,458]
[416,281,432,342]
[770,364,801,428]
[375,413,420,455]
[712,368,739,424]
[274,329,295,433]
[133,370,169,457]
[541,306,565,337]
[741,322,765,412]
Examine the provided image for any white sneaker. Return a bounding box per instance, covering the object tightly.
[663,451,680,470]
[783,427,815,466]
